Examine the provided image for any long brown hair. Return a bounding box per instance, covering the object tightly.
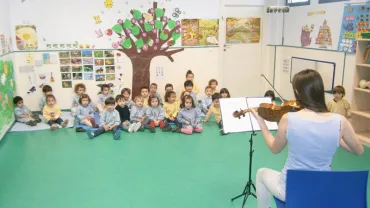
[292,69,328,112]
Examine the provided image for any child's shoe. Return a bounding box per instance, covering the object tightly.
[162,125,172,132]
[128,123,135,133]
[76,127,86,132]
[194,127,203,133]
[113,129,121,140]
[172,127,181,133]
[133,122,142,132]
[181,128,192,135]
[86,129,94,139]
[50,124,58,131]
[26,120,36,126]
[147,126,156,133]
[61,119,69,128]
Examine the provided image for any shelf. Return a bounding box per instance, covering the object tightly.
[356,132,370,147]
[354,88,370,93]
[352,110,370,119]
[357,38,370,42]
[356,63,370,67]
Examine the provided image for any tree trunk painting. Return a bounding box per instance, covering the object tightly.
[112,1,184,97]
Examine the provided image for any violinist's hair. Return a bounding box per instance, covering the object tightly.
[292,69,328,112]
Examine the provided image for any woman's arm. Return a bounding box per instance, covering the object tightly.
[251,109,288,154]
[340,117,364,155]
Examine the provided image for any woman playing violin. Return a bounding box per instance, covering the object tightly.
[250,69,363,208]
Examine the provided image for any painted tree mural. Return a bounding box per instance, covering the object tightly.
[111,2,184,97]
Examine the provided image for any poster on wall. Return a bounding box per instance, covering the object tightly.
[15,25,38,50]
[338,4,370,53]
[226,18,261,44]
[182,19,199,46]
[315,20,332,48]
[198,20,219,45]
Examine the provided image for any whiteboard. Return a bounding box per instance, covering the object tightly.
[290,57,335,92]
[219,97,278,134]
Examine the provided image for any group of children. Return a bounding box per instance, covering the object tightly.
[13,69,351,140]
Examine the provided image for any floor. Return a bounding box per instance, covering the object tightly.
[0,122,369,208]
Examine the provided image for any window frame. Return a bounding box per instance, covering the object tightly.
[286,0,310,7]
[318,0,348,4]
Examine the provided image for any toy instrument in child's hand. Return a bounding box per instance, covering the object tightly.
[233,101,302,122]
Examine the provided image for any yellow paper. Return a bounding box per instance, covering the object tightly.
[199,20,219,45]
[226,18,261,44]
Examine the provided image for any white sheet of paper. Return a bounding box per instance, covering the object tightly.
[220,97,278,133]
[19,65,35,73]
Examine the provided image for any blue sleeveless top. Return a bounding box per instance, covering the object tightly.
[279,112,341,189]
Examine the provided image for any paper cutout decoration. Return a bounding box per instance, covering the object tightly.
[301,24,315,47]
[110,2,183,97]
[182,19,199,46]
[15,25,38,50]
[307,10,326,16]
[104,0,113,8]
[199,19,219,45]
[315,20,332,48]
[226,18,261,44]
[94,15,102,24]
[172,8,181,19]
[95,29,103,38]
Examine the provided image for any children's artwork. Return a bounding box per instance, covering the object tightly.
[83,73,94,80]
[61,73,71,80]
[106,66,115,73]
[83,58,93,64]
[71,51,82,57]
[60,66,71,72]
[104,0,113,9]
[104,50,114,57]
[105,59,114,65]
[60,59,70,65]
[315,20,332,48]
[226,18,261,44]
[82,50,93,57]
[338,4,370,53]
[199,20,219,45]
[71,58,82,65]
[95,29,103,38]
[182,19,199,46]
[84,65,94,72]
[94,51,104,58]
[73,73,83,80]
[72,66,82,72]
[38,73,49,88]
[42,53,51,64]
[95,66,104,74]
[106,74,115,81]
[301,24,315,47]
[95,59,104,66]
[59,52,70,58]
[96,74,105,81]
[15,25,38,50]
[62,81,72,88]
[0,60,16,139]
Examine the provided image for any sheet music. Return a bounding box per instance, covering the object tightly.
[220,97,278,133]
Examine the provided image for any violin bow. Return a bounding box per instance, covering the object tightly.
[261,74,286,102]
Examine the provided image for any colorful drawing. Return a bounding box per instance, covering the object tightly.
[72,66,82,72]
[84,65,94,72]
[226,18,261,44]
[62,81,72,88]
[42,53,51,64]
[315,20,332,48]
[172,8,181,19]
[60,66,71,72]
[199,19,219,45]
[96,74,105,81]
[301,24,315,47]
[71,51,82,57]
[94,15,102,24]
[104,50,114,57]
[59,52,70,58]
[104,0,113,8]
[60,59,70,65]
[15,25,38,50]
[83,58,93,64]
[73,73,83,80]
[95,66,104,74]
[82,50,93,57]
[182,19,199,46]
[94,51,104,57]
[95,59,104,66]
[105,59,114,65]
[106,74,115,81]
[61,73,71,80]
[83,73,94,80]
[106,66,115,73]
[338,4,370,53]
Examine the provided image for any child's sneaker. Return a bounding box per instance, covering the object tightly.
[172,127,181,133]
[50,124,58,131]
[26,120,36,126]
[86,129,94,139]
[113,129,121,140]
[133,122,142,132]
[147,126,156,133]
[61,119,69,128]
[220,129,227,135]
[76,127,86,132]
[128,123,135,133]
[162,126,172,132]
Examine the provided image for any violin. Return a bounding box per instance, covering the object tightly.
[232,74,302,122]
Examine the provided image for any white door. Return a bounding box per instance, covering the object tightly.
[218,1,264,97]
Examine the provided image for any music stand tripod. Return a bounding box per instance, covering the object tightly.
[231,105,257,207]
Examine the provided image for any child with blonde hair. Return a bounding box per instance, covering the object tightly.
[43,95,69,131]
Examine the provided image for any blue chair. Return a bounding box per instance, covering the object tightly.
[274,170,368,208]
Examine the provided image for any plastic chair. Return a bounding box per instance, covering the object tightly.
[274,170,368,208]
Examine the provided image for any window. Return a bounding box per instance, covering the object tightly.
[286,0,310,7]
[318,0,348,4]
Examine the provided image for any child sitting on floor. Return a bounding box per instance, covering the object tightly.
[327,85,351,119]
[13,96,41,126]
[121,88,134,109]
[146,95,172,133]
[220,88,231,98]
[43,95,69,131]
[183,70,199,95]
[40,85,53,113]
[87,97,121,140]
[163,91,181,132]
[96,84,113,114]
[201,86,213,114]
[140,86,150,107]
[130,96,148,132]
[184,80,198,107]
[202,93,225,135]
[71,83,87,116]
[208,79,218,94]
[115,95,134,132]
[176,95,203,135]
[75,94,98,132]
[150,83,163,105]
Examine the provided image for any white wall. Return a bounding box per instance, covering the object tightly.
[0,0,11,55]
